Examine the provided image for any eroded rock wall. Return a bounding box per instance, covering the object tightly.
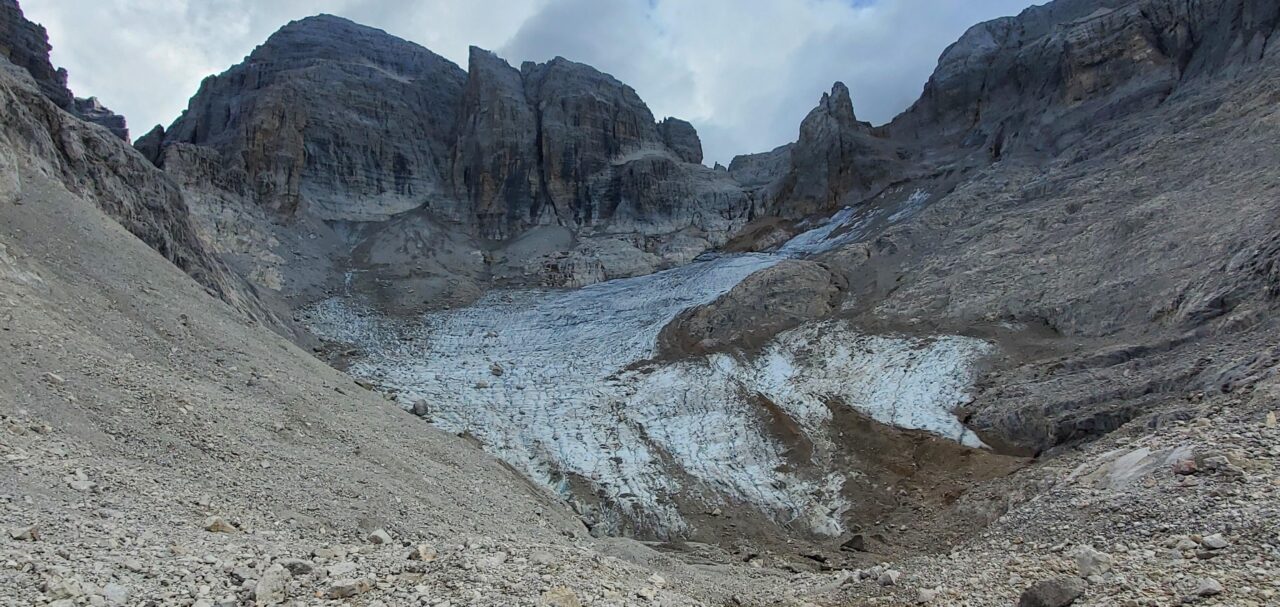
[0,0,128,139]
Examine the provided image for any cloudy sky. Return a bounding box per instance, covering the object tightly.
[25,0,1039,165]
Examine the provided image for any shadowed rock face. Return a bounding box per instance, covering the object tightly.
[730,0,1279,220]
[160,14,466,221]
[137,21,750,308]
[771,83,906,218]
[658,117,703,165]
[0,0,128,140]
[151,20,735,244]
[451,50,737,240]
[452,47,541,239]
[887,0,1280,158]
[0,0,70,108]
[522,56,669,227]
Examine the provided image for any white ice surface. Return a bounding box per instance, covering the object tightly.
[304,197,992,536]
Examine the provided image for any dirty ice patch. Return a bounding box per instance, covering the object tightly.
[623,320,990,509]
[301,196,987,537]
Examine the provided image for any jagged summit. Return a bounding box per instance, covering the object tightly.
[252,13,464,77]
[886,0,1280,156]
[0,0,128,138]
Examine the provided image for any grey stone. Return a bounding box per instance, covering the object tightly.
[1072,545,1112,578]
[8,525,38,541]
[878,570,901,586]
[1018,576,1087,607]
[1200,533,1229,550]
[770,82,905,218]
[101,583,131,606]
[254,564,290,605]
[368,528,392,545]
[326,578,370,599]
[1195,577,1223,597]
[658,117,703,165]
[203,516,237,533]
[277,558,314,575]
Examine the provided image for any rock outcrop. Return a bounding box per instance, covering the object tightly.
[0,2,287,334]
[657,259,847,356]
[725,82,908,220]
[0,0,70,108]
[72,96,128,140]
[452,46,541,239]
[769,82,906,218]
[887,0,1280,158]
[139,18,751,310]
[448,49,736,241]
[159,14,466,221]
[147,17,736,242]
[0,0,128,140]
[657,117,703,165]
[728,144,791,189]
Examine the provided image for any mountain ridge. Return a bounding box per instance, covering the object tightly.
[3,0,1280,603]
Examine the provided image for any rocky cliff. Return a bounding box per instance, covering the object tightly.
[0,2,289,337]
[712,0,1280,456]
[765,82,907,218]
[0,0,128,139]
[728,0,1279,221]
[141,17,752,311]
[158,14,465,221]
[887,0,1279,158]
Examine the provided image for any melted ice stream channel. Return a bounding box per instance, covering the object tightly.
[305,197,993,536]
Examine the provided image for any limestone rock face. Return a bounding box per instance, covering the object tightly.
[657,117,703,165]
[161,14,467,221]
[0,59,276,329]
[452,47,541,239]
[657,259,847,356]
[727,144,791,189]
[154,22,731,241]
[889,0,1280,157]
[138,23,746,308]
[521,56,666,226]
[0,0,71,109]
[773,82,905,217]
[73,96,128,140]
[726,83,906,219]
[0,0,128,140]
[133,125,165,166]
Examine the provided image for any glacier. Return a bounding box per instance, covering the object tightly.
[304,196,994,537]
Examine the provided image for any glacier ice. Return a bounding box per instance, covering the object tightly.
[304,197,993,537]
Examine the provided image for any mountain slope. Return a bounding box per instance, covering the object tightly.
[0,46,815,606]
[4,0,1280,604]
[711,0,1280,455]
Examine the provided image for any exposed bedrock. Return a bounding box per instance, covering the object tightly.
[657,259,847,357]
[887,0,1280,159]
[0,59,282,333]
[657,117,703,165]
[0,0,128,139]
[160,14,466,221]
[139,19,753,311]
[768,83,907,218]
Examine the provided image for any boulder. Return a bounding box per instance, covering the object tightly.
[1072,545,1112,578]
[1018,576,1087,607]
[253,563,290,605]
